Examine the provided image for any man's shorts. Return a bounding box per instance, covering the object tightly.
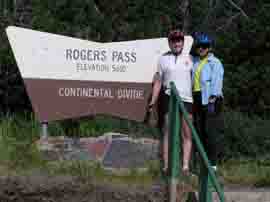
[157,92,192,130]
[158,93,192,114]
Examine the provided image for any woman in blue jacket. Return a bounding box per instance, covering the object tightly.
[192,32,224,170]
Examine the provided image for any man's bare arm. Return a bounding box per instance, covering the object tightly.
[149,73,162,108]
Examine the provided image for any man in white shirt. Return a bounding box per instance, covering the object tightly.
[149,30,193,174]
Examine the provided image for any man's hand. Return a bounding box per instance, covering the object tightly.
[149,72,161,112]
[148,102,155,111]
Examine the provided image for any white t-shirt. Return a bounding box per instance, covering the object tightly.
[157,52,193,103]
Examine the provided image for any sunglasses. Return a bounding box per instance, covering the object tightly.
[196,43,210,49]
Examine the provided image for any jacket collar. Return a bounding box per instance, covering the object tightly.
[207,53,215,62]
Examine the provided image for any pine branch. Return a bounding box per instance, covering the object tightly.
[216,12,241,31]
[226,0,249,19]
[92,0,105,17]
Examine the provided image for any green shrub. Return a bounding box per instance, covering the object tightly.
[2,111,270,163]
[221,110,270,160]
[0,114,44,169]
[58,115,159,139]
[220,158,270,187]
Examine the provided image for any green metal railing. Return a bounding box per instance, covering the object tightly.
[168,82,225,202]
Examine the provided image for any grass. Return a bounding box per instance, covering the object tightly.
[0,113,161,187]
[45,160,161,187]
[1,113,270,188]
[47,115,160,139]
[219,158,270,187]
[0,114,44,169]
[0,113,160,139]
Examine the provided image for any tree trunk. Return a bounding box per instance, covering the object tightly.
[13,0,16,16]
[179,0,191,33]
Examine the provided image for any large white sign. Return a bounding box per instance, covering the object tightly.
[6,26,193,122]
[6,26,193,83]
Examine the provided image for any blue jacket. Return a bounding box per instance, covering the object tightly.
[192,53,224,105]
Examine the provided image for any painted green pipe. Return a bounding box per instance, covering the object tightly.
[170,82,225,202]
[168,91,181,202]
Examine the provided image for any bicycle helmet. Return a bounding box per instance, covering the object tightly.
[194,32,213,45]
[168,30,184,41]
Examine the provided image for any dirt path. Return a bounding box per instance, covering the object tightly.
[0,175,166,202]
[2,174,270,202]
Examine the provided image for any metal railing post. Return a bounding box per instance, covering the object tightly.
[169,91,181,202]
[169,82,225,202]
[199,162,213,202]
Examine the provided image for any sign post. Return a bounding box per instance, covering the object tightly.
[41,122,48,139]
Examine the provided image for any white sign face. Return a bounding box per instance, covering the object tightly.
[6,26,193,122]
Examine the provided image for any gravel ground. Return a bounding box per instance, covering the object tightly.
[0,175,168,202]
[1,174,270,202]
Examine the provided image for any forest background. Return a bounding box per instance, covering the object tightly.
[0,0,270,162]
